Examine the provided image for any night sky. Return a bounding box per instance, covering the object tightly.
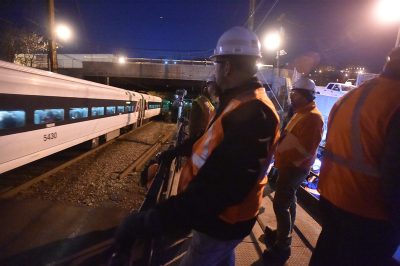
[0,0,399,72]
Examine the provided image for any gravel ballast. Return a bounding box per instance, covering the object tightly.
[17,122,176,211]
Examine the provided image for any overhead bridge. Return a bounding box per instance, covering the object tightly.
[82,59,215,92]
[81,58,282,93]
[27,54,287,93]
[83,59,214,81]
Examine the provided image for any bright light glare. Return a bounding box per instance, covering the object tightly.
[256,63,263,69]
[264,32,281,51]
[55,24,72,41]
[118,56,126,64]
[312,158,321,171]
[375,0,400,23]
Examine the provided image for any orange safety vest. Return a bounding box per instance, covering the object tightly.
[318,77,400,220]
[178,87,279,224]
[274,102,323,171]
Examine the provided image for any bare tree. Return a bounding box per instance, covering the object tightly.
[0,26,19,62]
[0,26,47,66]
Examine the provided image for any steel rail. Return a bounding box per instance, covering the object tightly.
[0,122,155,199]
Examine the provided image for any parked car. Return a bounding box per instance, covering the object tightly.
[316,82,356,97]
[345,79,356,85]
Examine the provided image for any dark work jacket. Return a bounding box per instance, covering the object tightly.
[155,78,279,240]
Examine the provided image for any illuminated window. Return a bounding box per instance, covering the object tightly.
[34,109,64,124]
[91,107,104,117]
[148,102,161,109]
[131,102,137,112]
[0,110,25,129]
[69,108,88,120]
[117,106,125,113]
[106,106,116,115]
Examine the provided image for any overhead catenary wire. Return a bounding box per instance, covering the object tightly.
[242,0,266,28]
[255,0,281,33]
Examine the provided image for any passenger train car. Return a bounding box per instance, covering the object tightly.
[0,60,162,174]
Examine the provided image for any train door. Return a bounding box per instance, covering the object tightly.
[137,95,145,127]
[127,91,132,126]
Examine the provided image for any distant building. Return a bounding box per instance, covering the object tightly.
[14,53,115,69]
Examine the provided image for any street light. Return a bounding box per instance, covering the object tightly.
[55,24,72,42]
[263,31,283,77]
[118,56,127,64]
[375,0,400,47]
[264,32,281,51]
[47,24,72,72]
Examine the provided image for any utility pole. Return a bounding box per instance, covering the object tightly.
[248,0,256,31]
[276,26,284,77]
[48,0,58,72]
[276,50,280,77]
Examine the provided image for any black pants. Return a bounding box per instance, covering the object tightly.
[310,197,398,266]
[273,167,308,249]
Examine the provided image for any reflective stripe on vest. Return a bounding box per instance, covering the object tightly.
[324,82,379,177]
[179,87,279,223]
[275,102,323,169]
[191,103,235,170]
[319,76,400,219]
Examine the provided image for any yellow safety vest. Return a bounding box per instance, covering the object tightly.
[179,87,280,224]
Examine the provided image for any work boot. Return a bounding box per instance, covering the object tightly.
[263,227,277,247]
[263,245,291,265]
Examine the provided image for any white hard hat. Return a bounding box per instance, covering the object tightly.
[211,26,262,59]
[293,77,316,93]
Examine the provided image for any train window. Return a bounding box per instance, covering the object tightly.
[148,102,161,109]
[125,105,132,112]
[34,109,64,125]
[91,107,104,117]
[69,108,88,120]
[106,106,116,115]
[117,106,125,113]
[131,101,137,112]
[0,110,25,129]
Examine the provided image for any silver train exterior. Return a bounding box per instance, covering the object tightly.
[0,60,162,174]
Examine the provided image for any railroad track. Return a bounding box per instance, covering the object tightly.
[0,122,175,199]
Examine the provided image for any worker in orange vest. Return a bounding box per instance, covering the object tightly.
[310,48,400,265]
[263,77,323,263]
[109,26,280,266]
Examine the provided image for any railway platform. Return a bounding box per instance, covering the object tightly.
[148,183,321,266]
[0,176,321,266]
[6,176,399,265]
